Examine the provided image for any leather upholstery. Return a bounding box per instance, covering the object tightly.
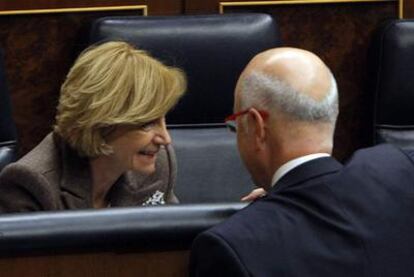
[89,14,281,202]
[0,49,17,171]
[0,144,16,172]
[370,20,414,149]
[0,203,245,255]
[170,127,253,203]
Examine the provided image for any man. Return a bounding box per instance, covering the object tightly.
[189,48,414,276]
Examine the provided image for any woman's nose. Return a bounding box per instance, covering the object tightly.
[155,119,172,145]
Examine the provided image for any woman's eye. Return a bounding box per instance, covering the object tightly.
[140,120,158,131]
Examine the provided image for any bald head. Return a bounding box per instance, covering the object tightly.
[236,47,338,124]
[244,48,332,101]
[234,48,338,188]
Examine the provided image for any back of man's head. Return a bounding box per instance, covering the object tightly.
[238,47,338,126]
[234,48,339,187]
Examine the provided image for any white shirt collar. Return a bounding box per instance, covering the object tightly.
[270,153,330,187]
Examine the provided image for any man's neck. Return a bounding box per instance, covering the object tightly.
[270,152,331,187]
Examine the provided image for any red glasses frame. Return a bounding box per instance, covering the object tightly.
[224,109,269,132]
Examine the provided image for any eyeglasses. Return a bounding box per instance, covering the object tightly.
[224,109,269,133]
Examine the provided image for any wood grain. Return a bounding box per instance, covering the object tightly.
[0,0,145,10]
[404,0,414,18]
[0,250,189,277]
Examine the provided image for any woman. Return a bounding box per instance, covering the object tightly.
[0,41,186,212]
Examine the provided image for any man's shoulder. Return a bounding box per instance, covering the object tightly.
[192,199,294,276]
[206,199,285,243]
[345,143,414,170]
[349,143,405,159]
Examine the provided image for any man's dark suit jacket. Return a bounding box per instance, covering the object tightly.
[190,144,414,276]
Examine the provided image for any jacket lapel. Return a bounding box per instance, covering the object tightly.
[56,135,93,209]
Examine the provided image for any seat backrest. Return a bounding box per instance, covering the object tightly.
[370,19,414,149]
[90,13,280,124]
[89,14,281,202]
[169,126,254,203]
[0,49,17,171]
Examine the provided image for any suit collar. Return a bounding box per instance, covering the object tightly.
[271,156,342,193]
[271,153,331,187]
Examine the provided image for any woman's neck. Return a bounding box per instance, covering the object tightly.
[89,155,124,208]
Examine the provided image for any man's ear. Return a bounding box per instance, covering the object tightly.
[247,108,267,149]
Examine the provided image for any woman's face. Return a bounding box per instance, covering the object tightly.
[105,117,171,175]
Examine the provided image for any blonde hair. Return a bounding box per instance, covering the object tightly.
[54,41,186,157]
